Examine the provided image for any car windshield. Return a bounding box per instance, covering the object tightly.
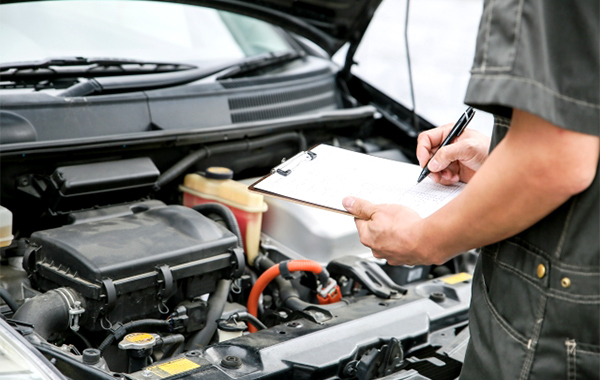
[0,0,293,66]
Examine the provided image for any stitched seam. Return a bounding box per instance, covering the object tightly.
[479,272,529,346]
[472,66,512,73]
[554,198,578,259]
[519,294,547,379]
[481,0,495,71]
[511,0,525,70]
[566,339,576,380]
[476,0,524,72]
[510,237,600,271]
[558,267,600,276]
[578,348,600,355]
[494,261,600,303]
[567,343,571,380]
[470,73,600,109]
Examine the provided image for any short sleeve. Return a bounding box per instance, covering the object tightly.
[464,0,600,137]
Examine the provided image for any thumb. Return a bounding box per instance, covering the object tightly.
[343,197,377,219]
[427,143,463,173]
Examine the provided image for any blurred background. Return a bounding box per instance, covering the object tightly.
[335,0,493,136]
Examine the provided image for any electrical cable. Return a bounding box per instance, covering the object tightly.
[404,0,419,131]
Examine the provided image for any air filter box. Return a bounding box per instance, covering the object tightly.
[26,205,242,330]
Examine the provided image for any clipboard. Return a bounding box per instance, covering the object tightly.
[248,144,465,218]
[249,146,352,216]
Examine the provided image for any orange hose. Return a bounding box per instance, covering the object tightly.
[247,260,323,332]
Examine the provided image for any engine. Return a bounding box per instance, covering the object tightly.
[1,139,474,380]
[23,203,243,332]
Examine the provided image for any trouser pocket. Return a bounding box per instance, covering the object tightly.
[461,266,529,379]
[566,339,600,380]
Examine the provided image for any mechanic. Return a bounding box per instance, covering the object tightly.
[342,1,599,379]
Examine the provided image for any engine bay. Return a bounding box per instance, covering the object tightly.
[1,104,475,380]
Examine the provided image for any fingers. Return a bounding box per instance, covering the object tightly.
[416,124,454,167]
[429,138,488,174]
[343,197,377,220]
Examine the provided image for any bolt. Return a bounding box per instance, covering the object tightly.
[286,321,302,328]
[221,355,242,369]
[344,362,357,376]
[142,369,153,378]
[185,350,201,357]
[429,292,446,303]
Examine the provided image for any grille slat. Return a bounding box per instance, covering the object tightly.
[231,93,336,123]
[227,78,338,123]
[228,82,335,110]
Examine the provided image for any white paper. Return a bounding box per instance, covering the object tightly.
[253,144,464,218]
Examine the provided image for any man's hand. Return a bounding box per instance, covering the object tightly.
[344,109,599,266]
[417,125,491,185]
[342,197,440,265]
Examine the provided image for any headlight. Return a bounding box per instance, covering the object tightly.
[0,320,64,380]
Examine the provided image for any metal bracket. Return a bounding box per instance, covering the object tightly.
[55,288,85,332]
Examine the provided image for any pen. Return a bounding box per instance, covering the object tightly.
[417,107,476,183]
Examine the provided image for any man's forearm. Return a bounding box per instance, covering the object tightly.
[416,110,600,264]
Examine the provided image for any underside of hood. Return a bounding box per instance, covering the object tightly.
[2,0,383,56]
[154,0,384,55]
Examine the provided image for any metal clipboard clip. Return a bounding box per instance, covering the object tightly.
[271,150,317,176]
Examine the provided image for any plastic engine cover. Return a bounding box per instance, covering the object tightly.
[27,205,238,330]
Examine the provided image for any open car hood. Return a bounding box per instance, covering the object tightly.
[153,0,384,55]
[2,0,383,55]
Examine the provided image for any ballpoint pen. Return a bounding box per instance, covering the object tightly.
[417,107,476,183]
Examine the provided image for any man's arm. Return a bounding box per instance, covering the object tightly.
[343,109,600,265]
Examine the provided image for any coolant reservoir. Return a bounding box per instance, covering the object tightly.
[180,168,267,265]
[0,206,13,248]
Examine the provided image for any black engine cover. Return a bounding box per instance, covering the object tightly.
[27,204,238,330]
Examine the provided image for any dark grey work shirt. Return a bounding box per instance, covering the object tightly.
[465,0,599,135]
[460,1,600,379]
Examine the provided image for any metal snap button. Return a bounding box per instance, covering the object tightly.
[561,277,571,288]
[536,264,546,279]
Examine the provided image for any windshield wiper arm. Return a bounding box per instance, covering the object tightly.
[0,56,196,81]
[58,51,305,97]
[216,51,304,80]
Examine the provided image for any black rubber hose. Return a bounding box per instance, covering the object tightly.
[13,288,84,340]
[0,287,19,313]
[159,334,185,359]
[192,203,243,248]
[153,132,304,191]
[97,319,170,352]
[185,279,231,350]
